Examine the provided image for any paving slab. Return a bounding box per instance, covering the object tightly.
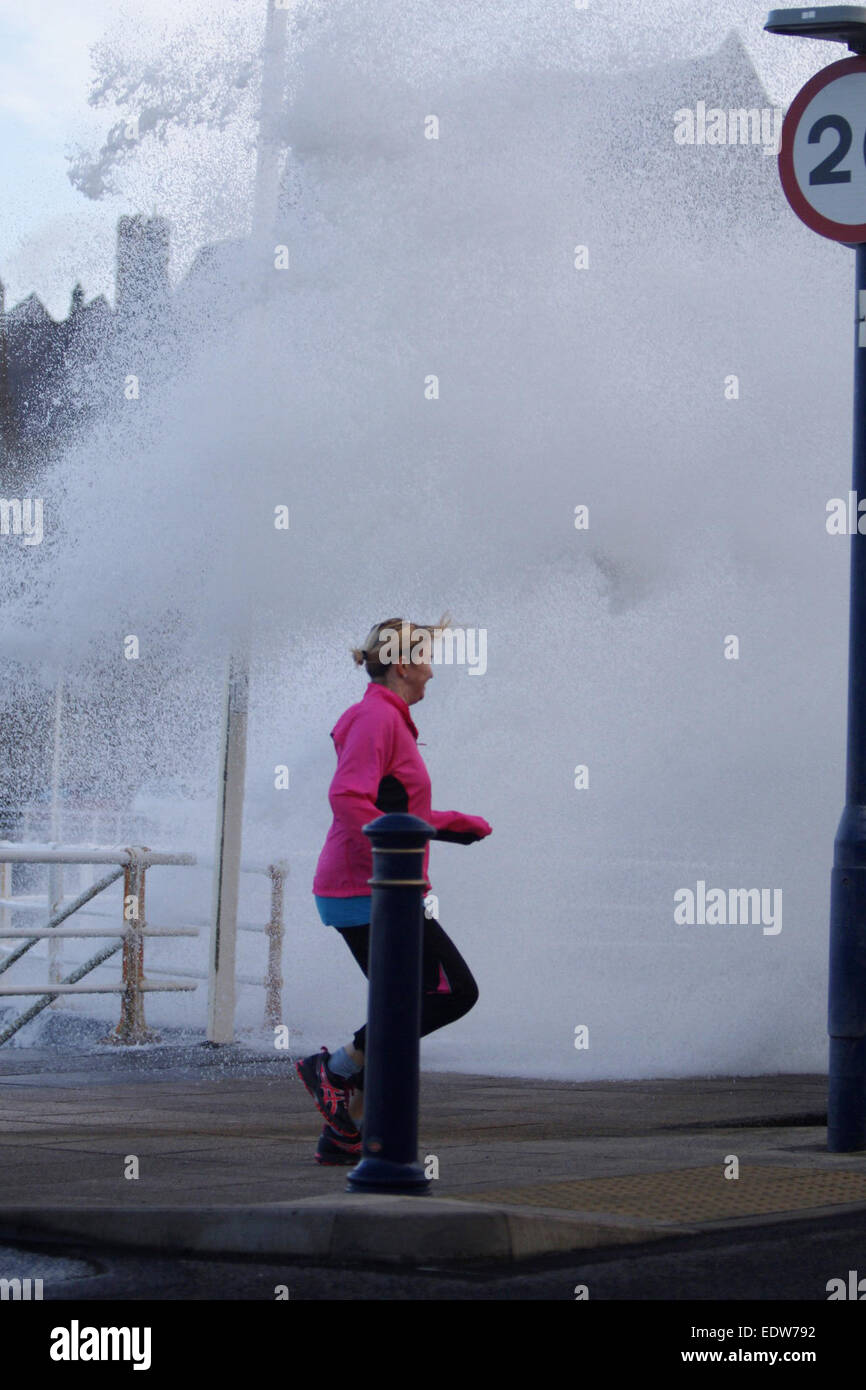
[0,1049,859,1264]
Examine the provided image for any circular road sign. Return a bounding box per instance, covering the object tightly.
[779,56,866,243]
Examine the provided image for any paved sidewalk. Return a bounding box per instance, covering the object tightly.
[0,1046,859,1264]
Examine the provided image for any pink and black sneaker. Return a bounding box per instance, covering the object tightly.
[295,1046,358,1137]
[314,1122,362,1167]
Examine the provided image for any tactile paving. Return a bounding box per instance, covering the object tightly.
[455,1165,866,1223]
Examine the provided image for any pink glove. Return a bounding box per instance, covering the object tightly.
[431,812,492,843]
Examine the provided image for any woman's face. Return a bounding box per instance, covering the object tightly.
[394,655,433,705]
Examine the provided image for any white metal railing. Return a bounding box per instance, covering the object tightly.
[130,858,287,1029]
[0,846,197,1045]
[0,844,288,1044]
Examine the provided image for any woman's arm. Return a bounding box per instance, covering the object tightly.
[428,809,492,840]
[328,714,392,835]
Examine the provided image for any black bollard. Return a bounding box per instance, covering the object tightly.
[346,812,435,1194]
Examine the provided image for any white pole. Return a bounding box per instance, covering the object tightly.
[49,677,63,842]
[48,678,64,997]
[207,651,249,1043]
[206,2,288,1044]
[251,0,290,250]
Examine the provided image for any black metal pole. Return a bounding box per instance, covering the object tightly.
[346,812,435,1194]
[828,241,866,1152]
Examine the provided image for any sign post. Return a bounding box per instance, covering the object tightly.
[768,7,866,1150]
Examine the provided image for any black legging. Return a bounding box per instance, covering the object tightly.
[338,916,478,1090]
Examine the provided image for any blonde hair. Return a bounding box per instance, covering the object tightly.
[352,613,452,679]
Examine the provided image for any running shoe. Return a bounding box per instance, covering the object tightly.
[295,1046,357,1137]
[314,1122,362,1167]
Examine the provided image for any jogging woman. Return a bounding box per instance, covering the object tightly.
[296,617,491,1165]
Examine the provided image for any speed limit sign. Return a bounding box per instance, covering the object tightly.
[779,56,866,242]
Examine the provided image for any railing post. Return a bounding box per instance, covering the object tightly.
[346,812,436,1195]
[264,862,285,1031]
[47,861,63,1004]
[88,813,99,890]
[102,849,160,1045]
[0,860,10,937]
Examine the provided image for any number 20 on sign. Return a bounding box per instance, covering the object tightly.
[779,56,866,242]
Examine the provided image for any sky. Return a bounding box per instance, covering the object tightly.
[0,0,842,319]
[0,0,242,317]
[0,1,119,316]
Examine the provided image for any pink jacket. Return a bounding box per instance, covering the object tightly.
[313,682,491,897]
